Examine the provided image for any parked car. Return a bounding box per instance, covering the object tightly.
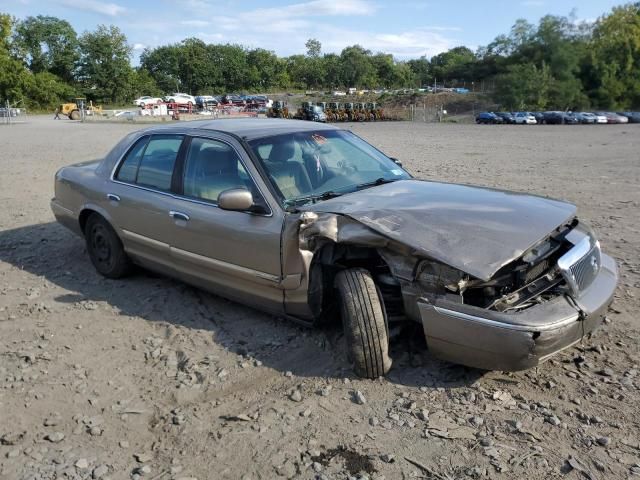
[195,95,219,108]
[221,94,246,106]
[514,112,537,124]
[51,119,618,378]
[495,112,516,124]
[164,93,196,106]
[595,112,627,124]
[562,112,580,125]
[617,112,640,123]
[542,111,565,124]
[133,96,163,107]
[575,112,597,124]
[592,113,608,124]
[530,112,545,124]
[475,112,503,124]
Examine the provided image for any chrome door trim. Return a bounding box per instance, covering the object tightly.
[121,229,170,253]
[431,305,580,333]
[109,132,274,217]
[170,246,281,286]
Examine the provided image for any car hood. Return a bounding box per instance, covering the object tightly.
[301,179,577,281]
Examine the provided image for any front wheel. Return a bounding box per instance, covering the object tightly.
[85,214,132,279]
[336,268,392,379]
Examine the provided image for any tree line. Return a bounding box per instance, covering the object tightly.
[1,3,639,110]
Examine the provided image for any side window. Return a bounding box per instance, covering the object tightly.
[115,137,148,183]
[136,135,183,191]
[183,137,250,203]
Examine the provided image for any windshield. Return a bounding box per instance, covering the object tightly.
[248,130,410,207]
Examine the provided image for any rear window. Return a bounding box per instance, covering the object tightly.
[116,137,148,183]
[115,135,183,191]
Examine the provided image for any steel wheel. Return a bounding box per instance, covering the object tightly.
[84,213,132,278]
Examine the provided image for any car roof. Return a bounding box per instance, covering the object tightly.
[141,118,341,141]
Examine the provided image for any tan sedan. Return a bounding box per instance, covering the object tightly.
[51,119,618,378]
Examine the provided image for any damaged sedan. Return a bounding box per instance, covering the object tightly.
[51,119,618,378]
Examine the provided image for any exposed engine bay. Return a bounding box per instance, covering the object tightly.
[377,221,586,318]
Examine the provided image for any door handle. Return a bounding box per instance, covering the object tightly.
[107,193,120,202]
[169,211,190,222]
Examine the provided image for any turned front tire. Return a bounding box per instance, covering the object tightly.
[85,214,132,279]
[336,268,392,379]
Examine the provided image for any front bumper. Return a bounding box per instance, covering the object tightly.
[418,253,618,371]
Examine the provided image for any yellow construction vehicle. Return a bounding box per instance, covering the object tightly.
[57,98,102,120]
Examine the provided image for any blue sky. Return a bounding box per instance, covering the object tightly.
[2,0,628,60]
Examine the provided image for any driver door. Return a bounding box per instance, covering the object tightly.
[166,135,286,313]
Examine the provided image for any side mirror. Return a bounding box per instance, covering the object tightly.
[218,188,254,211]
[390,157,403,167]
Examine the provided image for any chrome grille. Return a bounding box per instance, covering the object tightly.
[557,233,601,297]
[570,244,601,291]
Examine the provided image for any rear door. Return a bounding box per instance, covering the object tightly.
[107,134,185,271]
[166,134,287,312]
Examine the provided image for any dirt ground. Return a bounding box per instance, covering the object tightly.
[1,116,639,480]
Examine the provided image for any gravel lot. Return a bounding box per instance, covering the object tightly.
[1,116,639,480]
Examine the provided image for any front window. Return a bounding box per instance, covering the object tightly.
[182,137,252,203]
[248,130,409,206]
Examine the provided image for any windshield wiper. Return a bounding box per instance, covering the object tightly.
[284,190,343,209]
[356,177,397,190]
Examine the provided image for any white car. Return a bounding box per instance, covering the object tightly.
[133,96,163,107]
[514,112,537,124]
[164,93,196,105]
[593,113,608,124]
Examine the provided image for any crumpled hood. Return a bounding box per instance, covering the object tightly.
[302,179,577,280]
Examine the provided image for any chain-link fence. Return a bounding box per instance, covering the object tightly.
[1,100,28,125]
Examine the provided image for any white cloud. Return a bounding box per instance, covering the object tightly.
[322,27,457,58]
[220,0,375,31]
[58,0,126,16]
[181,20,211,27]
[125,1,458,61]
[132,43,147,50]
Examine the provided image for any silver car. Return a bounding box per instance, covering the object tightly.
[51,119,618,378]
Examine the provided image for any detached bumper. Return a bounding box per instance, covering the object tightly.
[418,254,618,371]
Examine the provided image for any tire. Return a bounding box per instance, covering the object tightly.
[85,213,132,279]
[70,110,80,120]
[336,268,392,379]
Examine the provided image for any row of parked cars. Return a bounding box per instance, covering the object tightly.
[476,111,640,125]
[132,94,272,110]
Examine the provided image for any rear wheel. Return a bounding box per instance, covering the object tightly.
[85,214,132,279]
[70,109,80,120]
[336,268,392,379]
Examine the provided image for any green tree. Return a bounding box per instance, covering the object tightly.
[128,68,161,98]
[430,46,476,85]
[407,56,430,87]
[305,38,321,58]
[13,15,79,82]
[495,62,551,110]
[303,39,324,89]
[78,25,133,103]
[339,45,376,88]
[589,3,640,108]
[140,44,182,92]
[246,48,280,90]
